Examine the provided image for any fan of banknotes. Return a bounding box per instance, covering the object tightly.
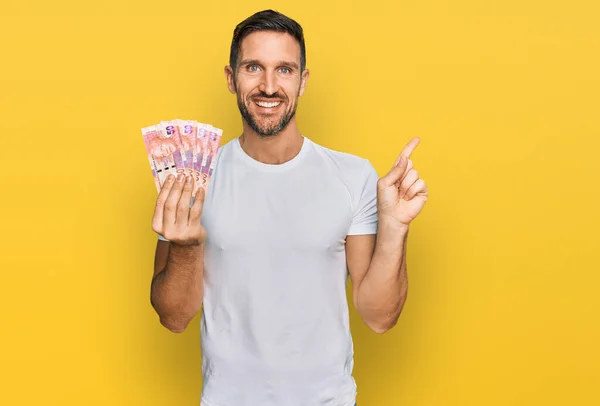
[141,120,223,194]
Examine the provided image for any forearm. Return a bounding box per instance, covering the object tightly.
[151,243,204,332]
[356,220,409,333]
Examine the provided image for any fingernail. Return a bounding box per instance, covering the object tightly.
[185,175,191,184]
[167,174,174,182]
[177,173,184,182]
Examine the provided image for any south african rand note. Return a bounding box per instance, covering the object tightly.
[141,125,181,192]
[158,120,186,178]
[202,125,223,177]
[193,124,210,194]
[177,119,197,178]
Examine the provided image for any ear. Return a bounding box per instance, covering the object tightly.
[224,65,236,94]
[298,68,310,97]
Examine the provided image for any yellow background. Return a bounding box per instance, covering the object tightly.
[1,0,599,404]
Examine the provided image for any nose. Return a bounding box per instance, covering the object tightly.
[258,70,278,96]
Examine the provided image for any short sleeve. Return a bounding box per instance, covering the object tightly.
[347,160,379,235]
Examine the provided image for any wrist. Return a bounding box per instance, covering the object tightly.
[376,217,409,253]
[378,215,410,234]
[170,241,204,258]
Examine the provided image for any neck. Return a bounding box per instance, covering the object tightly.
[239,116,304,165]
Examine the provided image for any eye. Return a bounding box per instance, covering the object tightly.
[247,65,260,72]
[279,67,292,74]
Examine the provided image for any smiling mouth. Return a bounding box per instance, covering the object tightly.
[253,100,282,108]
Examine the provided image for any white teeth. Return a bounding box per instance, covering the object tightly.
[256,101,281,108]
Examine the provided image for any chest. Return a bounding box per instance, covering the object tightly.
[201,168,353,254]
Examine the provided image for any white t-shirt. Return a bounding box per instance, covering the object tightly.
[159,136,379,406]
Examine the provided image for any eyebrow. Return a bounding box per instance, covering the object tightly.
[239,59,299,70]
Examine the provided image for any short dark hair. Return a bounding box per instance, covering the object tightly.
[229,9,306,73]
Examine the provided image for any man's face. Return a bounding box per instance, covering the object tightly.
[226,31,309,136]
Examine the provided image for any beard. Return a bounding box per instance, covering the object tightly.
[236,88,299,137]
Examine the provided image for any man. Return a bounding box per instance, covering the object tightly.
[149,9,428,406]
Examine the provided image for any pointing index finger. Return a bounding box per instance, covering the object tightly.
[402,137,420,157]
[394,137,420,166]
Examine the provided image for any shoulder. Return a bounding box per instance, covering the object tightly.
[213,138,236,162]
[307,137,377,183]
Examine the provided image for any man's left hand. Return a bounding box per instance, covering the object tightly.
[377,137,429,227]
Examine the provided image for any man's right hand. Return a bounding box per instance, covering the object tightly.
[152,173,207,246]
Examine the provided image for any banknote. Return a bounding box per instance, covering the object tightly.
[177,119,197,178]
[193,124,210,194]
[141,124,183,192]
[203,125,223,176]
[142,119,223,194]
[158,120,186,176]
[141,126,163,192]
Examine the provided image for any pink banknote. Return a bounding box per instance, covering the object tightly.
[141,125,183,192]
[203,125,223,177]
[158,120,186,175]
[143,119,222,194]
[177,119,197,178]
[190,124,223,194]
[193,125,210,194]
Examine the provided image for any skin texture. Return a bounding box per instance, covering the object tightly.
[347,139,428,333]
[151,174,206,332]
[149,30,429,334]
[224,31,310,165]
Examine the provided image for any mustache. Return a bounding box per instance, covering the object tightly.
[250,92,287,101]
